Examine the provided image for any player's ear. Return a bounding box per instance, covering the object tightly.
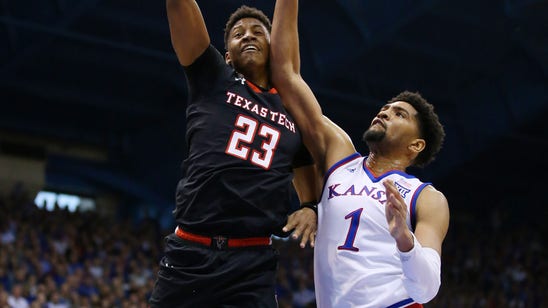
[409,138,425,154]
[225,52,232,66]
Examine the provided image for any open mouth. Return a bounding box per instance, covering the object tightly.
[242,45,258,52]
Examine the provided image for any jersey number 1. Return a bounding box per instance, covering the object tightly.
[337,208,363,251]
[226,114,281,169]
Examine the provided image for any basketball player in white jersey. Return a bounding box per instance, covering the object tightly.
[272,1,450,307]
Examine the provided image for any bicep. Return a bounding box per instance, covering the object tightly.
[166,0,210,66]
[414,187,450,255]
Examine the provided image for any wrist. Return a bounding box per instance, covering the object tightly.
[396,230,415,253]
[300,201,318,215]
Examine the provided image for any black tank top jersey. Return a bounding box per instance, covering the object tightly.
[173,45,312,238]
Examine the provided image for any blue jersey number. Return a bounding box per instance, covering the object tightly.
[337,208,363,251]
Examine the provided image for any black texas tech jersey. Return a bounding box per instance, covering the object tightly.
[173,45,312,237]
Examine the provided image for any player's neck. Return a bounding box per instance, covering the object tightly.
[247,76,270,90]
[365,153,408,175]
[238,67,270,90]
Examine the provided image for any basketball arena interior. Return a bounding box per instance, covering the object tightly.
[1,0,547,306]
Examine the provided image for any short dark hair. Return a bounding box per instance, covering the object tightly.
[224,5,272,51]
[388,91,445,168]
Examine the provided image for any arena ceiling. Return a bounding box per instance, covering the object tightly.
[1,0,547,214]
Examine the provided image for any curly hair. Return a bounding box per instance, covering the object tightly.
[388,91,445,168]
[224,5,272,51]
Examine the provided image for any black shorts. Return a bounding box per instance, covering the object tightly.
[149,233,280,308]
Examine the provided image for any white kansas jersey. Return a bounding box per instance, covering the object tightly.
[314,153,430,308]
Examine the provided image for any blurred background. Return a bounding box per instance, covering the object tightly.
[1,0,546,307]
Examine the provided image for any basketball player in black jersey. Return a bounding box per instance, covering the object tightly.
[149,2,319,307]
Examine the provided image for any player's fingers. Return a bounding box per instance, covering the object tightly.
[309,230,316,248]
[387,193,400,210]
[392,194,407,215]
[287,209,306,234]
[384,181,403,203]
[282,217,297,233]
[301,226,316,248]
[294,219,314,243]
[292,222,304,240]
[382,179,394,190]
[299,225,314,248]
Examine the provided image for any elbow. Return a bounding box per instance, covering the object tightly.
[400,243,442,303]
[403,274,441,303]
[166,0,181,12]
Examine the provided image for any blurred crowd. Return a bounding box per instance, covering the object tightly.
[0,185,160,308]
[427,205,547,308]
[0,183,546,307]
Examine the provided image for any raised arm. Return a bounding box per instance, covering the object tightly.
[166,0,210,66]
[271,0,355,174]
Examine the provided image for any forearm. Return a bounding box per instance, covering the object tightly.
[271,0,339,168]
[271,0,300,82]
[292,164,320,203]
[399,233,441,303]
[166,0,210,66]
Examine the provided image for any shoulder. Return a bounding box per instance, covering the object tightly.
[416,185,449,220]
[418,185,447,206]
[185,45,227,75]
[184,45,235,92]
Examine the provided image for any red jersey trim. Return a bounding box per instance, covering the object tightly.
[246,80,278,94]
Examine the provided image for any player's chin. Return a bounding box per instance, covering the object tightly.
[242,54,267,67]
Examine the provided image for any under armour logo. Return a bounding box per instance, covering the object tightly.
[212,236,228,249]
[235,77,246,85]
[347,168,356,173]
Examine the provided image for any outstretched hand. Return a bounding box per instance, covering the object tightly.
[383,180,410,240]
[282,207,317,248]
